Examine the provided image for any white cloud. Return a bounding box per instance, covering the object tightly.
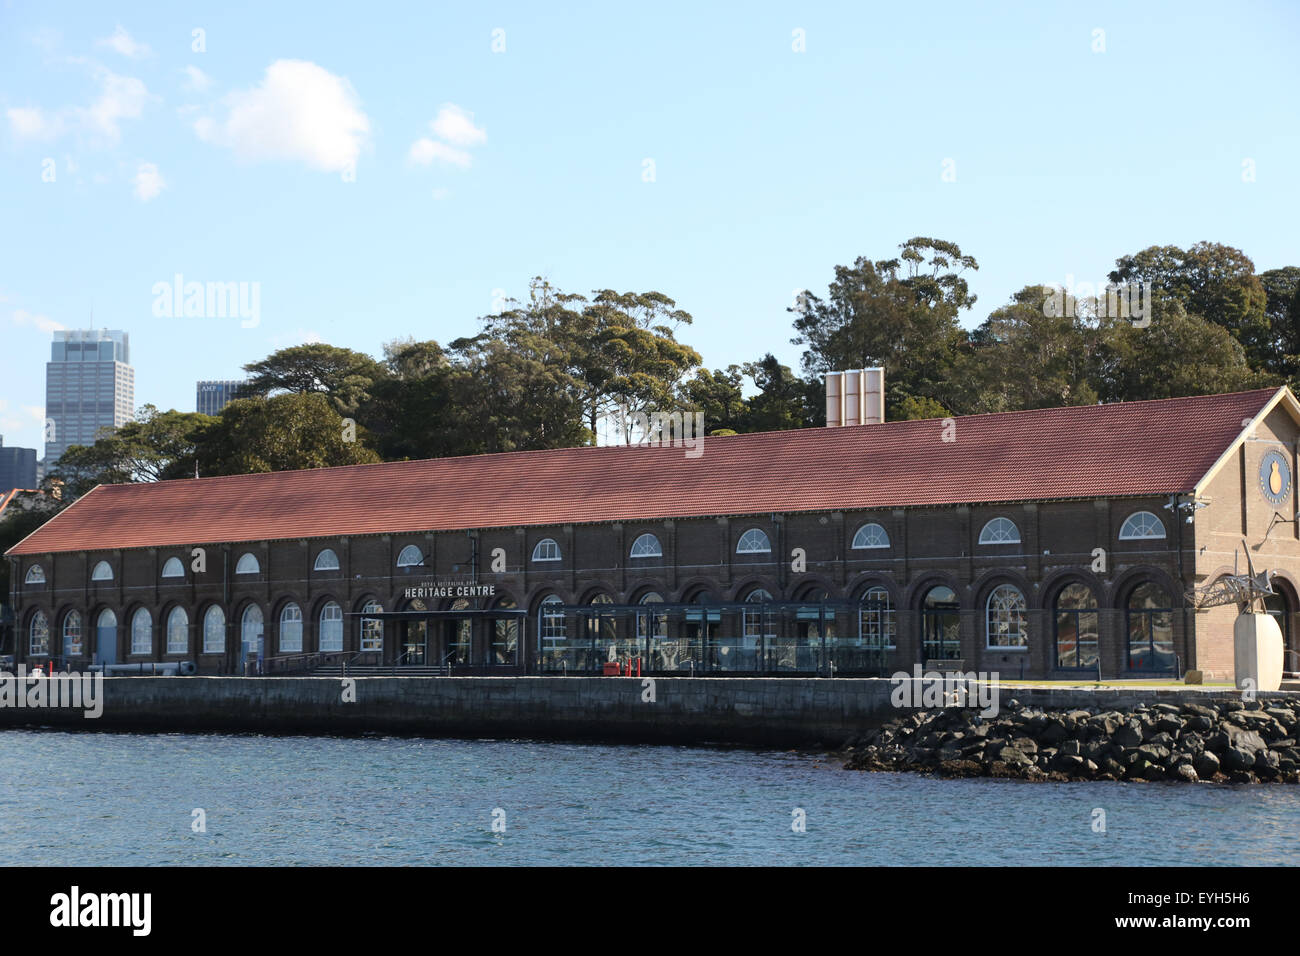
[133,161,166,201]
[408,138,471,167]
[11,309,66,334]
[6,106,63,140]
[429,104,486,147]
[77,69,150,143]
[181,65,212,93]
[97,25,151,59]
[431,187,450,200]
[194,60,369,173]
[7,67,151,145]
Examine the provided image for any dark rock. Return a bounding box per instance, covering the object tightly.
[1037,717,1069,745]
[1174,763,1199,782]
[1114,720,1144,748]
[1181,703,1218,720]
[1193,750,1221,778]
[1221,747,1255,773]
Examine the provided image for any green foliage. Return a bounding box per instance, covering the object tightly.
[791,236,978,419]
[194,392,382,475]
[242,343,387,415]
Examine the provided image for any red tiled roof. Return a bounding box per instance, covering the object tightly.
[6,388,1281,556]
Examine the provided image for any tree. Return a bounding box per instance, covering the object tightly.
[1259,267,1300,381]
[679,367,748,434]
[958,285,1100,414]
[738,355,822,431]
[242,343,387,415]
[792,237,977,419]
[1110,243,1270,369]
[45,405,214,499]
[194,392,382,475]
[1091,295,1264,403]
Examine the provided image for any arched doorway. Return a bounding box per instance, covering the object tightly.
[402,598,429,665]
[1265,578,1297,675]
[920,585,960,662]
[94,609,118,666]
[445,598,471,666]
[1126,581,1174,673]
[794,586,834,673]
[240,604,263,674]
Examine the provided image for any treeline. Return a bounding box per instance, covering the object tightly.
[33,237,1300,502]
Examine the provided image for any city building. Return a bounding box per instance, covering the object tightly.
[44,329,134,465]
[196,380,247,416]
[6,387,1300,681]
[0,436,37,494]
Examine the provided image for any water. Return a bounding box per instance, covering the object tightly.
[2,729,1298,866]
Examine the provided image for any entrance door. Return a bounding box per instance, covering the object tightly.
[403,620,427,665]
[95,609,117,666]
[1265,590,1295,674]
[445,608,472,666]
[241,605,264,673]
[921,586,961,661]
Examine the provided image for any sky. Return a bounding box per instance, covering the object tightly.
[1,0,1298,455]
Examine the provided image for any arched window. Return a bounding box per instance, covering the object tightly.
[97,609,117,659]
[743,588,774,646]
[24,564,45,585]
[978,517,1020,545]
[91,561,113,582]
[858,586,895,648]
[63,610,83,657]
[532,538,561,562]
[637,592,667,641]
[1127,582,1173,671]
[235,553,260,575]
[1119,511,1166,540]
[360,600,384,652]
[131,608,152,655]
[97,608,117,629]
[396,545,424,568]
[921,585,960,661]
[986,584,1028,648]
[161,557,185,579]
[29,610,50,656]
[203,605,226,654]
[318,601,343,652]
[241,604,264,656]
[1054,583,1099,669]
[630,533,662,558]
[586,593,617,650]
[852,523,890,550]
[314,549,340,572]
[279,603,303,653]
[540,594,566,642]
[166,606,189,654]
[736,529,772,554]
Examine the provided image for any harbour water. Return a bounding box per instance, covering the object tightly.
[2,730,1298,866]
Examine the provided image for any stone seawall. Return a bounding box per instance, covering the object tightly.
[0,676,1295,753]
[845,696,1300,783]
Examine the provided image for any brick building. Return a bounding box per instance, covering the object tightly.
[6,387,1300,681]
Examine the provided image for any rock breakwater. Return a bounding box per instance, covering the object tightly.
[843,697,1300,783]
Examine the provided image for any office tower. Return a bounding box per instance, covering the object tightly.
[196,380,247,415]
[44,329,134,465]
[0,436,38,493]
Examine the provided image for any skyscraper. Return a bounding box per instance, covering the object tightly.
[44,329,134,465]
[0,435,38,493]
[196,380,247,415]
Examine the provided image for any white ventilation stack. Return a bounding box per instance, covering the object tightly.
[825,368,884,426]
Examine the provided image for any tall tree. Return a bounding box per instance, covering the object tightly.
[792,237,977,419]
[1259,267,1300,381]
[242,343,387,415]
[1110,242,1270,369]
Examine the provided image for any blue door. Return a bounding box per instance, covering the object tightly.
[95,609,118,666]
